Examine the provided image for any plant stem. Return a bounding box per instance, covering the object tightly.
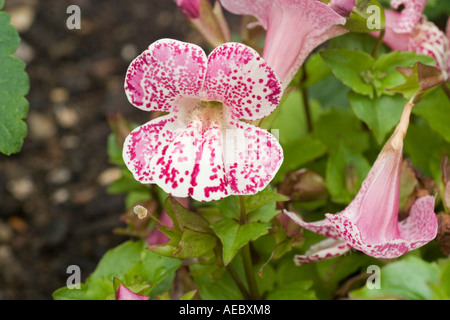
[225,265,251,300]
[300,70,313,133]
[239,196,260,300]
[371,29,385,58]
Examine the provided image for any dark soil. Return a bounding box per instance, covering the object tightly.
[0,0,207,300]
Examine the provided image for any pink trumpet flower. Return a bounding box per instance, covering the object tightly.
[283,99,438,264]
[379,7,450,80]
[123,39,283,202]
[116,285,150,300]
[220,0,348,89]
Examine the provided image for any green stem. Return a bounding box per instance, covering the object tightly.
[239,196,260,300]
[225,264,251,300]
[371,29,385,58]
[300,70,313,133]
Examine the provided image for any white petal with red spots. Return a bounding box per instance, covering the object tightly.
[203,42,282,121]
[224,120,283,196]
[125,39,207,112]
[123,114,184,184]
[294,238,352,265]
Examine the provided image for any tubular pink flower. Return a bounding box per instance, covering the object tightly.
[220,0,347,89]
[176,0,201,19]
[390,0,428,34]
[283,101,438,263]
[116,284,150,300]
[123,39,283,202]
[379,10,450,80]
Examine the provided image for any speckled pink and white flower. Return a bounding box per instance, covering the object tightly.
[123,39,283,202]
[283,101,438,263]
[390,0,428,34]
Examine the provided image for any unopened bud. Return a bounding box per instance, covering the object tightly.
[133,205,148,220]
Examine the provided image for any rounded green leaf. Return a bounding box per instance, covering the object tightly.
[0,7,29,155]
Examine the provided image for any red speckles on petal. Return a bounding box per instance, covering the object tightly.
[203,42,282,121]
[391,0,428,33]
[125,39,207,112]
[123,114,182,183]
[223,121,283,195]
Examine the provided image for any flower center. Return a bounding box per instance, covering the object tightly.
[190,99,225,131]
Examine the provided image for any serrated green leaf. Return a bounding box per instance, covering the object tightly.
[211,218,270,265]
[373,51,435,96]
[321,49,375,97]
[0,9,29,155]
[348,92,405,144]
[243,188,289,213]
[175,229,217,259]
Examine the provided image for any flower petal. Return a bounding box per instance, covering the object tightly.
[203,42,282,121]
[326,196,437,259]
[123,114,185,183]
[116,285,150,300]
[125,39,207,112]
[220,0,347,87]
[294,238,352,265]
[391,0,427,33]
[224,120,283,195]
[329,0,355,17]
[149,116,230,202]
[283,209,342,240]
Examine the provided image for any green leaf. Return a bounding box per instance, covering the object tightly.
[326,143,371,204]
[0,8,29,155]
[243,187,289,213]
[348,92,405,144]
[53,241,181,300]
[270,90,321,144]
[179,290,197,300]
[350,256,441,300]
[413,87,450,144]
[274,136,327,183]
[266,281,317,300]
[176,230,217,259]
[190,264,244,300]
[373,51,435,96]
[404,120,450,181]
[149,198,217,259]
[211,218,270,265]
[321,49,375,97]
[313,107,370,154]
[303,53,331,87]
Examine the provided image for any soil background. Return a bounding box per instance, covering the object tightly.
[0,0,213,300]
